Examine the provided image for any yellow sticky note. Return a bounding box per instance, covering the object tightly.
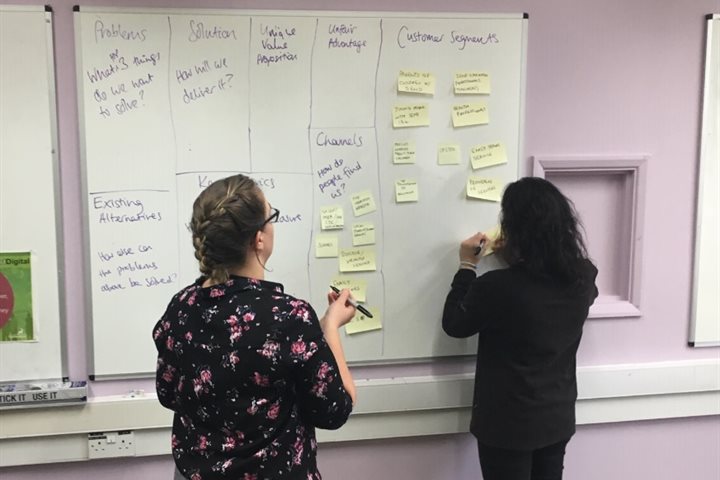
[398,70,436,95]
[482,224,502,257]
[470,143,507,170]
[452,102,489,127]
[351,191,377,217]
[315,235,339,258]
[339,247,376,272]
[320,205,344,230]
[393,141,416,164]
[438,143,461,165]
[331,277,368,302]
[352,222,375,246]
[467,177,504,202]
[345,307,382,335]
[454,72,491,94]
[393,104,430,128]
[395,179,419,203]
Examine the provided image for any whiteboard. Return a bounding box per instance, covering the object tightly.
[74,8,527,378]
[0,6,65,381]
[690,14,720,347]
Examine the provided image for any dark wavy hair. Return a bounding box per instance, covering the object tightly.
[498,177,590,286]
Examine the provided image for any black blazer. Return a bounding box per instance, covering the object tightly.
[443,261,598,450]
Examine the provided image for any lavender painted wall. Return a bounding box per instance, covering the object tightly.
[1,0,718,478]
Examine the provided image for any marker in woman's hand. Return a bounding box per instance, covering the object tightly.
[474,240,486,256]
[329,285,374,318]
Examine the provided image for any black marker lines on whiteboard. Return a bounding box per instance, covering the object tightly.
[89,189,170,195]
[374,19,388,356]
[167,15,179,178]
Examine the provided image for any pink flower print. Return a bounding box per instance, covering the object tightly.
[165,336,174,351]
[253,372,269,386]
[311,381,328,398]
[242,312,255,323]
[316,362,332,379]
[193,378,204,397]
[209,288,224,298]
[162,320,170,331]
[267,401,280,420]
[161,365,176,383]
[291,340,306,356]
[258,340,280,361]
[197,435,208,451]
[227,315,239,326]
[187,292,197,305]
[222,435,236,452]
[229,325,242,344]
[244,474,258,480]
[171,434,179,448]
[184,331,193,341]
[292,437,304,465]
[199,369,212,384]
[223,351,240,370]
[190,472,202,480]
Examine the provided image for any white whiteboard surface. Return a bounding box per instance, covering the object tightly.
[691,14,720,347]
[74,7,527,378]
[0,6,65,381]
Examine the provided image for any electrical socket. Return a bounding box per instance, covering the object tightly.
[88,430,136,459]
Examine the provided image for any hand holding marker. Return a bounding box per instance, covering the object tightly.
[329,285,374,318]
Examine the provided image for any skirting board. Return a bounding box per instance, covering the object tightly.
[0,359,718,467]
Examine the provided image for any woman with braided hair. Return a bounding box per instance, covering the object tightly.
[153,174,357,480]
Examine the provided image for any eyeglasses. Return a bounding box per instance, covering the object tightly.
[260,207,280,228]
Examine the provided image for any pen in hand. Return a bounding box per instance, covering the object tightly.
[329,285,374,318]
[474,240,486,256]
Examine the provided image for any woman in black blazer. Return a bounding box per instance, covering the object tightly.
[443,177,598,480]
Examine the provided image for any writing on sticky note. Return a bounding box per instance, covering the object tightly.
[339,247,376,272]
[393,104,430,128]
[467,177,503,202]
[438,143,461,165]
[454,72,491,94]
[345,307,382,335]
[393,141,416,164]
[351,191,376,217]
[320,205,344,230]
[395,179,419,203]
[352,222,375,246]
[481,224,502,257]
[315,235,339,258]
[470,142,507,170]
[398,70,435,95]
[332,276,368,302]
[452,102,489,127]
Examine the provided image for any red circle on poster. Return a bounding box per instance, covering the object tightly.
[0,272,14,329]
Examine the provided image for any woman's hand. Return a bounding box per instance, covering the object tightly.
[321,289,356,331]
[459,232,488,264]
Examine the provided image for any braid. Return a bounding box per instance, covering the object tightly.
[189,175,265,283]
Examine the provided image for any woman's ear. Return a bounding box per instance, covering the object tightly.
[254,229,265,253]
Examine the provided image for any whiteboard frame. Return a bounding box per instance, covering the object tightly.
[0,5,67,381]
[73,7,528,377]
[690,14,720,348]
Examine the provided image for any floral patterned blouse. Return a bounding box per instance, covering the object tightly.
[153,276,353,480]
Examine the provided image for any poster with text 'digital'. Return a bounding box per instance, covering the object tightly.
[0,252,35,342]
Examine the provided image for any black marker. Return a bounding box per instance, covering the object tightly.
[329,285,374,318]
[474,240,486,256]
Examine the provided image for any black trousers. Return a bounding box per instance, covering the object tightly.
[477,438,570,480]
